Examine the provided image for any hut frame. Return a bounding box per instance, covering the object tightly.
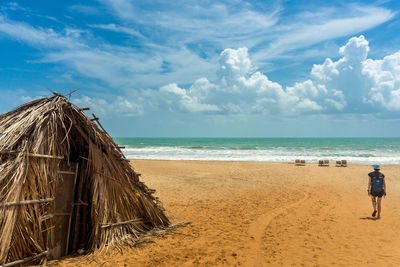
[0,94,169,265]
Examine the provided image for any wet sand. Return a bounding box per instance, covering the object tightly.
[52,160,400,266]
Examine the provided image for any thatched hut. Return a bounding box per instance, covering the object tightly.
[0,94,169,265]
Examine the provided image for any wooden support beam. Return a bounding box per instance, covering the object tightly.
[0,198,55,208]
[118,146,126,149]
[1,251,48,267]
[79,107,90,111]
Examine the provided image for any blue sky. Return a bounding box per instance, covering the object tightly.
[1,0,400,137]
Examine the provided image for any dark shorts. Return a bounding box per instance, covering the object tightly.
[371,190,384,198]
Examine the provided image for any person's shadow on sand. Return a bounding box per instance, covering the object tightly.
[359,217,380,220]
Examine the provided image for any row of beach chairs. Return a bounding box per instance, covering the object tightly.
[319,159,347,167]
[295,159,347,167]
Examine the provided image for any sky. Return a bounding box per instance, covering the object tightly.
[1,0,400,137]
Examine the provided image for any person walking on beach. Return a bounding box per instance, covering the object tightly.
[367,164,386,219]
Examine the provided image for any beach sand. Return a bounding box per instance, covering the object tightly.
[51,160,400,266]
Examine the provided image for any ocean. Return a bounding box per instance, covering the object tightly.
[114,137,400,164]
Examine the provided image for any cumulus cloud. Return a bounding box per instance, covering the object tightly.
[72,95,143,117]
[155,35,400,116]
[156,47,341,115]
[362,52,400,110]
[159,83,220,113]
[311,35,400,112]
[14,34,400,118]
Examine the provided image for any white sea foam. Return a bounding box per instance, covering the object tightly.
[122,146,400,164]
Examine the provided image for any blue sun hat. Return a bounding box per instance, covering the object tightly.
[371,164,381,170]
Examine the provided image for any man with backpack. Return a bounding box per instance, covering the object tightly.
[367,164,386,219]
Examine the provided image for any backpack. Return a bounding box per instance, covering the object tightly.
[369,172,384,192]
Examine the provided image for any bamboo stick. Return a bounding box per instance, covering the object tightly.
[63,89,79,98]
[0,151,63,159]
[39,214,54,222]
[1,251,47,267]
[65,162,79,255]
[0,198,55,207]
[100,219,143,229]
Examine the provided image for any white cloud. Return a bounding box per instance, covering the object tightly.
[363,51,400,110]
[2,2,26,11]
[253,5,394,60]
[339,35,370,63]
[0,15,83,49]
[89,23,145,38]
[20,95,41,103]
[68,4,101,15]
[154,35,400,116]
[159,83,220,113]
[0,15,216,90]
[98,0,137,21]
[1,3,399,119]
[72,95,143,117]
[311,35,400,112]
[156,46,335,116]
[100,0,279,38]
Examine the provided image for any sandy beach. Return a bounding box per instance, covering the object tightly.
[52,160,400,266]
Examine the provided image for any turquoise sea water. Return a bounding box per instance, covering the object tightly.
[114,137,400,164]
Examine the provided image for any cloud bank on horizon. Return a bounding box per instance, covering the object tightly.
[78,35,400,118]
[0,0,400,136]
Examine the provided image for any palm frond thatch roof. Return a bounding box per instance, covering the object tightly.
[0,95,169,265]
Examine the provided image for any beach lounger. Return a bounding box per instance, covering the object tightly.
[295,159,301,166]
[300,159,306,166]
[319,160,329,166]
[336,160,348,167]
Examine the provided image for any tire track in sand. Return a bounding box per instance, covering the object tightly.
[245,190,310,266]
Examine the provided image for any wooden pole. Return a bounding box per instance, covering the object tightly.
[0,198,55,208]
[63,89,79,98]
[1,251,47,267]
[100,218,142,229]
[0,151,63,160]
[65,162,79,255]
[91,113,107,133]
